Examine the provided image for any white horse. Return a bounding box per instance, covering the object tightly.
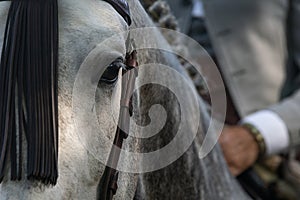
[0,0,249,199]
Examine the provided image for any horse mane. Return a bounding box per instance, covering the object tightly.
[0,0,59,185]
[141,0,210,100]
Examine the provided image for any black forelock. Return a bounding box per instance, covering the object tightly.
[0,0,59,185]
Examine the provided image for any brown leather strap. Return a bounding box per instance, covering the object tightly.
[97,51,138,200]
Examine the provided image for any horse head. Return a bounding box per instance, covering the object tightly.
[0,0,249,199]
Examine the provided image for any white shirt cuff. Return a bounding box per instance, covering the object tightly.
[241,110,289,155]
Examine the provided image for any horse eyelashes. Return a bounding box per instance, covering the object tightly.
[100,58,126,84]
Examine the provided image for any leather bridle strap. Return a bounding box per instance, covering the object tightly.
[97,51,138,200]
[96,1,133,199]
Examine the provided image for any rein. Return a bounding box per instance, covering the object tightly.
[97,51,138,200]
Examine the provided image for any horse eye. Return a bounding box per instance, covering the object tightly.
[100,58,125,84]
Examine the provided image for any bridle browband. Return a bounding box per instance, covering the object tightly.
[103,0,132,26]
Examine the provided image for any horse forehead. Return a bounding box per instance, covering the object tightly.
[59,0,128,33]
[0,1,128,56]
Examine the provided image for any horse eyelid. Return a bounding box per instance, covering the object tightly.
[100,58,126,84]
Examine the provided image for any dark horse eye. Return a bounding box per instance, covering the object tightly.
[100,58,126,84]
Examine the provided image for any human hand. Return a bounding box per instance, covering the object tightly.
[219,125,260,176]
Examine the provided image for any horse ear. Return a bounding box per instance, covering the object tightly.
[0,0,59,185]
